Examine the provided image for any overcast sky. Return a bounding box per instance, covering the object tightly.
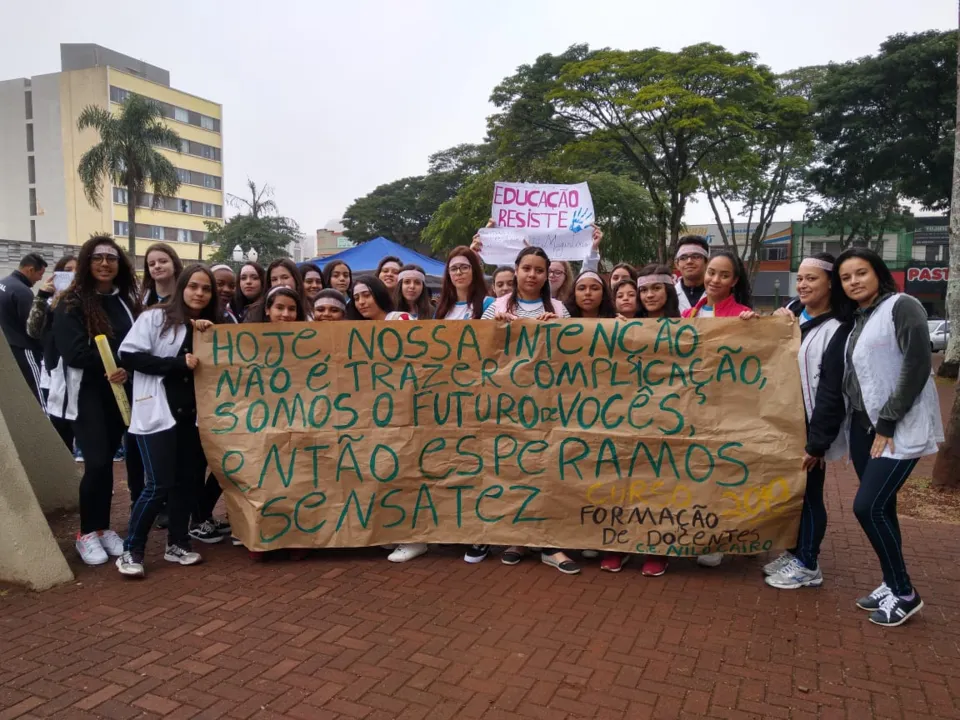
[0,0,955,237]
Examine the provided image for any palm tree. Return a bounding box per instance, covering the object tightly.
[228,179,278,219]
[77,94,182,257]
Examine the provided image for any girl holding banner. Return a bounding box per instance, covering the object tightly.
[762,253,850,591]
[681,251,754,320]
[345,276,398,321]
[635,264,681,319]
[392,264,434,320]
[613,280,639,318]
[434,247,494,321]
[50,235,142,567]
[827,248,941,627]
[116,265,222,577]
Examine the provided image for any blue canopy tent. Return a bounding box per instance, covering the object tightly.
[304,237,446,282]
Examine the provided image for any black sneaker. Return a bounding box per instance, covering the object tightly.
[856,582,891,611]
[164,543,202,565]
[869,592,923,627]
[189,520,225,545]
[211,517,231,536]
[464,545,489,564]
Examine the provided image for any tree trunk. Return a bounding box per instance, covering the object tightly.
[126,186,137,261]
[932,381,960,487]
[940,5,960,380]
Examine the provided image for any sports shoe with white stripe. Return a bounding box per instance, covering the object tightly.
[762,551,795,576]
[869,592,923,627]
[764,558,823,589]
[164,544,202,565]
[856,583,891,611]
[116,551,145,578]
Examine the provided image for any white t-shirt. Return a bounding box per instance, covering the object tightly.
[481,297,571,320]
[444,297,495,320]
[698,306,715,318]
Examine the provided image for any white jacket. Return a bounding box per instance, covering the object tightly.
[849,294,943,460]
[119,308,186,435]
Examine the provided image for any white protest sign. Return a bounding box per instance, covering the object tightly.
[484,181,595,263]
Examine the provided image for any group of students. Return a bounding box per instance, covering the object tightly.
[0,224,941,628]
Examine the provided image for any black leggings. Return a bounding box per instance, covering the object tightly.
[849,417,918,596]
[791,464,827,570]
[72,383,144,534]
[195,472,223,523]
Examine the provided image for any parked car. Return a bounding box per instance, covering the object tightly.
[929,320,950,352]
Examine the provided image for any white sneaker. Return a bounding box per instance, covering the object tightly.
[764,558,823,589]
[163,544,202,566]
[387,543,428,563]
[76,532,108,566]
[116,552,145,578]
[697,552,723,568]
[762,551,795,576]
[97,530,124,557]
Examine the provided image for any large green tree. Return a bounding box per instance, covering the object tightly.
[77,94,183,257]
[207,180,299,265]
[809,30,957,240]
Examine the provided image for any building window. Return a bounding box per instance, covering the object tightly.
[177,167,190,183]
[177,229,189,243]
[114,221,129,237]
[27,156,35,184]
[28,188,37,216]
[203,174,215,188]
[925,244,942,262]
[25,124,34,152]
[151,225,163,240]
[30,220,36,243]
[200,115,215,131]
[114,187,128,204]
[174,107,189,123]
[179,199,190,213]
[24,91,32,120]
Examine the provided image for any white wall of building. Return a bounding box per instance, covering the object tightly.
[31,73,67,245]
[0,79,31,241]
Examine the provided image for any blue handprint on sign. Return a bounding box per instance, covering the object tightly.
[568,207,594,233]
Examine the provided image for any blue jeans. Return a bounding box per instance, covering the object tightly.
[849,416,918,596]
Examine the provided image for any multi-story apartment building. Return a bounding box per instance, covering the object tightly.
[0,44,223,270]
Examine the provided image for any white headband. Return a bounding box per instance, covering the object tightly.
[799,258,834,273]
[676,244,709,260]
[266,286,288,298]
[576,271,603,285]
[210,264,233,274]
[93,244,119,257]
[398,270,425,284]
[380,262,401,273]
[314,297,345,311]
[352,283,370,295]
[637,274,676,288]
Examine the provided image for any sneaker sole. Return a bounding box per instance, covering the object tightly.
[765,576,823,590]
[601,557,629,573]
[868,600,924,627]
[189,533,225,545]
[116,559,145,577]
[388,553,426,563]
[163,554,202,566]
[642,567,668,577]
[541,557,580,575]
[501,556,522,565]
[463,554,488,564]
[78,554,108,566]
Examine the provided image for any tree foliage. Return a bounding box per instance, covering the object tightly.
[77,94,182,256]
[809,30,957,243]
[207,180,300,265]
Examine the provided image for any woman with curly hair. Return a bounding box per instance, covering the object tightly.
[50,235,143,567]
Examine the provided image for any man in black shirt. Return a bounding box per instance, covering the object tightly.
[0,253,48,406]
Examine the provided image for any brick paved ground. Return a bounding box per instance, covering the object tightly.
[2,386,959,720]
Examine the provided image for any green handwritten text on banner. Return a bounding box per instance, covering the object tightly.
[194,318,805,556]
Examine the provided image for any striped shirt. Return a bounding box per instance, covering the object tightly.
[481,298,570,320]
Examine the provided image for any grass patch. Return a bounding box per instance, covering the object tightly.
[899,475,960,524]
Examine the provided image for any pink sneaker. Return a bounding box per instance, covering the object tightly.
[600,553,628,573]
[641,556,668,576]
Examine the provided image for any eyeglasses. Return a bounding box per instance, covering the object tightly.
[548,270,566,278]
[449,265,472,275]
[91,254,119,265]
[676,254,703,263]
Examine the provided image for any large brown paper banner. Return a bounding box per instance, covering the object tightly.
[195,318,806,556]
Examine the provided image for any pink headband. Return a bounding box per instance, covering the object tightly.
[352,283,370,295]
[93,244,119,257]
[267,286,291,298]
[210,264,233,274]
[314,297,345,311]
[398,270,425,284]
[576,271,603,285]
[675,244,709,260]
[637,274,675,288]
[799,258,834,273]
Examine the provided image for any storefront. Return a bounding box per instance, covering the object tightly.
[905,264,948,318]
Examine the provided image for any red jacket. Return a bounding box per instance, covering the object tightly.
[682,294,751,318]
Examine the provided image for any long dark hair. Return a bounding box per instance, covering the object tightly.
[377,255,402,278]
[233,261,265,317]
[345,274,394,320]
[435,246,488,320]
[610,262,639,284]
[159,264,220,337]
[53,255,77,272]
[636,264,681,319]
[262,286,306,322]
[322,260,352,293]
[506,246,552,315]
[613,279,640,318]
[392,263,433,318]
[564,271,615,318]
[832,247,897,320]
[141,243,183,305]
[708,250,752,309]
[266,258,304,294]
[61,235,141,337]
[300,262,324,287]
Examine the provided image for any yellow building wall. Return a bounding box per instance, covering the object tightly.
[113,206,217,232]
[108,70,221,119]
[59,66,113,245]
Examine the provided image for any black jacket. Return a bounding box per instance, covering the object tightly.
[790,302,853,457]
[0,271,40,351]
[53,291,135,394]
